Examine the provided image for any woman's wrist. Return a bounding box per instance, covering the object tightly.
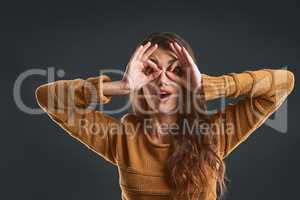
[121,79,130,91]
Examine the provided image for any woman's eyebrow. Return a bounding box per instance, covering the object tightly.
[149,56,177,65]
[149,57,158,64]
[168,58,178,65]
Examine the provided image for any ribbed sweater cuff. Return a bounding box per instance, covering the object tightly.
[84,75,112,104]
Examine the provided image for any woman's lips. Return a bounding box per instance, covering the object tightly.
[158,88,172,102]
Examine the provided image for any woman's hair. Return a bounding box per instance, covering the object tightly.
[131,32,227,199]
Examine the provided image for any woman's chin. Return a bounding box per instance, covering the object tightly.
[157,105,177,115]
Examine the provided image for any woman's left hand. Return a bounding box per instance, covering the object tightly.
[166,42,202,91]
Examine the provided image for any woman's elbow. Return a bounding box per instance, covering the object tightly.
[35,84,49,109]
[285,69,295,94]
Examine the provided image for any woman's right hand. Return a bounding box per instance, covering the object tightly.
[122,41,162,91]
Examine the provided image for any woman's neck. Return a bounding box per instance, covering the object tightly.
[147,113,178,144]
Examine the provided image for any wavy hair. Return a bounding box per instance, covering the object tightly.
[131,32,227,200]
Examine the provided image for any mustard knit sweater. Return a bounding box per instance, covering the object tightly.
[35,68,295,200]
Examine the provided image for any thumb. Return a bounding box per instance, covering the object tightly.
[148,70,162,81]
[166,71,186,87]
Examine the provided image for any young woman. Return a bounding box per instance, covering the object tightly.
[35,32,295,200]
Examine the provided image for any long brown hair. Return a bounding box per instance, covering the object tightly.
[131,32,227,199]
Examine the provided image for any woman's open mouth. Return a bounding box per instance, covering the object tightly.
[158,89,172,102]
[159,92,171,99]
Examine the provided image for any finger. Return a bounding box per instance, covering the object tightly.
[130,45,144,62]
[182,46,196,66]
[173,42,189,66]
[169,42,181,59]
[168,61,187,78]
[169,42,186,67]
[168,60,181,71]
[147,70,162,81]
[166,71,186,87]
[146,59,160,71]
[142,44,158,61]
[137,41,152,60]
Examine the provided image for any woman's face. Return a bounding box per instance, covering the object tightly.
[142,47,183,114]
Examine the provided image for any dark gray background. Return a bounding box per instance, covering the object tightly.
[2,0,299,199]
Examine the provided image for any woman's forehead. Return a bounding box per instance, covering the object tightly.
[150,48,178,60]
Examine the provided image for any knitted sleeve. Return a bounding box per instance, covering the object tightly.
[35,75,120,165]
[201,68,295,158]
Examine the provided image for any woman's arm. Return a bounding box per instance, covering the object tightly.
[201,68,295,158]
[35,75,122,165]
[102,80,130,96]
[154,42,295,158]
[35,42,161,165]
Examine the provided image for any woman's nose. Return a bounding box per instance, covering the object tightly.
[156,69,170,86]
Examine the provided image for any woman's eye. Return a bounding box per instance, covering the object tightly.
[172,66,183,76]
[144,66,154,75]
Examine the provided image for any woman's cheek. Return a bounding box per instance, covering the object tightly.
[158,94,179,113]
[170,94,179,110]
[143,87,159,111]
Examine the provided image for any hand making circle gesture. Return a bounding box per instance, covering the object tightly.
[123,41,162,90]
[166,42,202,91]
